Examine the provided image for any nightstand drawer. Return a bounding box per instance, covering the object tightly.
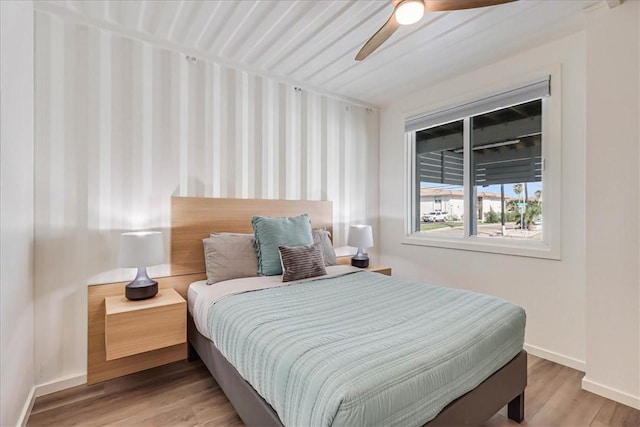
[105,288,186,361]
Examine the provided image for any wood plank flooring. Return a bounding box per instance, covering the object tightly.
[28,354,639,426]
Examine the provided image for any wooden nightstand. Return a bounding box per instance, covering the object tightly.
[364,265,392,276]
[104,288,186,361]
[336,256,391,276]
[88,273,204,385]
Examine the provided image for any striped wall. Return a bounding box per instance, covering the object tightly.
[33,12,379,384]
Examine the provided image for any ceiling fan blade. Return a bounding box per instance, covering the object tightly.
[424,0,516,12]
[355,13,401,61]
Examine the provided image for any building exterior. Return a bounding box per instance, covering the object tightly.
[420,187,507,222]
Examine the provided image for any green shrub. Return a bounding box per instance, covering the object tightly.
[506,211,520,222]
[484,209,501,224]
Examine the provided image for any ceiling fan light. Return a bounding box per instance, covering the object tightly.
[395,0,425,26]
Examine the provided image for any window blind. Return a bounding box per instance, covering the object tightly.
[405,76,550,133]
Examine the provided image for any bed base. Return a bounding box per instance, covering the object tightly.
[187,314,526,426]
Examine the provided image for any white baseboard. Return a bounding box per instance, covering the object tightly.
[523,344,639,409]
[17,386,36,427]
[523,343,586,372]
[15,374,87,426]
[35,373,87,397]
[582,377,640,410]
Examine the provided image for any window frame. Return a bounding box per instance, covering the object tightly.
[403,70,562,260]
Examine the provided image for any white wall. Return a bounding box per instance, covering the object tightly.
[379,4,640,408]
[0,1,36,425]
[33,12,379,386]
[583,1,639,408]
[380,31,587,368]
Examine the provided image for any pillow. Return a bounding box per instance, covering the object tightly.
[252,214,314,276]
[202,233,258,284]
[279,244,327,282]
[312,228,337,266]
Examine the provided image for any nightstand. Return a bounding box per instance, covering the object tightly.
[336,256,391,276]
[105,288,186,361]
[364,265,392,276]
[88,273,203,384]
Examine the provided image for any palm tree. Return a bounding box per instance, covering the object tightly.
[515,188,543,230]
[513,183,522,197]
[524,203,541,228]
[513,183,524,229]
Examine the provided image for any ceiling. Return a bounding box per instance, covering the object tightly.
[35,0,599,106]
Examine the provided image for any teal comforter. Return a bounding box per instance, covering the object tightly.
[208,271,525,427]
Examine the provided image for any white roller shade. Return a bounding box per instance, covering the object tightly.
[405,76,550,133]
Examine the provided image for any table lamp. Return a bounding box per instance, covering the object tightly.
[119,231,164,300]
[347,225,373,268]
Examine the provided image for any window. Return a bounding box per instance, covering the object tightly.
[404,76,560,259]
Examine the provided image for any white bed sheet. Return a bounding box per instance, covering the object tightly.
[187,280,208,318]
[188,265,360,340]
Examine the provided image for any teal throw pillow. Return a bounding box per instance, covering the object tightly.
[252,214,313,276]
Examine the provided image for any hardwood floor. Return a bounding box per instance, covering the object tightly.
[28,354,639,427]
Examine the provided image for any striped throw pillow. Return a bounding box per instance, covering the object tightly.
[278,244,327,282]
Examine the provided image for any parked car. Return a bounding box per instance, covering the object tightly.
[422,211,449,222]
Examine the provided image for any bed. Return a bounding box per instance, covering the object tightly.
[171,196,527,427]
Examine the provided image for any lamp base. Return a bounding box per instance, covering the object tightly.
[126,281,158,300]
[125,267,158,300]
[351,255,370,268]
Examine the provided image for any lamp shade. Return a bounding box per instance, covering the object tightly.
[119,231,164,268]
[347,225,373,249]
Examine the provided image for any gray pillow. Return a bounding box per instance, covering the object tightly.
[279,244,327,282]
[252,214,314,276]
[312,228,336,266]
[203,233,258,284]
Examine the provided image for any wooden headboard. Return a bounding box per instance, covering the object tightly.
[170,197,333,275]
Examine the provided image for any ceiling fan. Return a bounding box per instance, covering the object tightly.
[355,0,516,61]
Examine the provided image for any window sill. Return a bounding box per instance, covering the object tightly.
[402,233,561,260]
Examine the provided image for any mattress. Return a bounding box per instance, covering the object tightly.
[192,270,526,427]
[187,280,207,326]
